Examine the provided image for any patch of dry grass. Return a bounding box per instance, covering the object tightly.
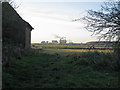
[58,49,113,53]
[42,49,113,54]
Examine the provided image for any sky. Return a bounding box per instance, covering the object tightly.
[14,0,107,43]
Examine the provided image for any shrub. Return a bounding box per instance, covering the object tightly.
[72,52,118,71]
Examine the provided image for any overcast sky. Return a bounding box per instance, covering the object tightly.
[14,0,107,43]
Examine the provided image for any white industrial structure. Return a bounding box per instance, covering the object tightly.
[52,40,58,44]
[59,38,67,44]
[54,35,67,45]
[41,41,49,44]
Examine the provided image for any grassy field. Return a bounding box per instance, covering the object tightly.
[32,44,113,50]
[3,49,119,88]
[31,44,114,53]
[42,49,113,54]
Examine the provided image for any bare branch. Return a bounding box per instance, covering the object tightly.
[81,0,120,42]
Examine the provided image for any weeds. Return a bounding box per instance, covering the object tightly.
[2,43,40,67]
[3,52,119,88]
[68,52,118,71]
[2,45,119,88]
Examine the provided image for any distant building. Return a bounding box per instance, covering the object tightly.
[59,39,67,45]
[52,40,58,44]
[46,41,49,44]
[86,41,114,45]
[68,42,73,45]
[41,41,50,44]
[41,41,46,44]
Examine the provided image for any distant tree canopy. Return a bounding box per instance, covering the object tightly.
[83,0,120,43]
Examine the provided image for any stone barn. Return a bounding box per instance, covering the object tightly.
[2,2,33,48]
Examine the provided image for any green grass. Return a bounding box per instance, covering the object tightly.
[32,44,113,50]
[3,51,119,88]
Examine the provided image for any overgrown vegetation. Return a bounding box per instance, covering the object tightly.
[3,51,119,88]
[2,42,39,67]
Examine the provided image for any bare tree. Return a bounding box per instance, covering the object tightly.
[82,0,120,51]
[84,1,120,41]
[79,0,120,66]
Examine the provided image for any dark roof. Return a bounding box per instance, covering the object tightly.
[26,22,34,30]
[24,20,34,30]
[2,2,34,30]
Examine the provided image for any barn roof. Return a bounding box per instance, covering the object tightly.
[24,20,34,30]
[2,2,34,30]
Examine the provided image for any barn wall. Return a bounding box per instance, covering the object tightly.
[2,2,27,48]
[25,27,31,48]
